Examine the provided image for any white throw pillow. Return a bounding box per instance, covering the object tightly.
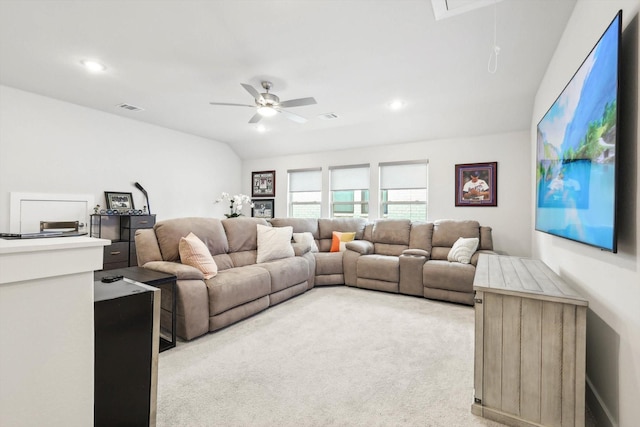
[257,224,295,263]
[292,231,319,253]
[447,237,479,264]
[179,232,218,279]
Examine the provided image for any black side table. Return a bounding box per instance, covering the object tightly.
[95,266,176,352]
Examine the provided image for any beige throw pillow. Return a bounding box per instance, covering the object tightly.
[179,232,218,279]
[292,231,319,253]
[447,237,479,264]
[257,224,295,263]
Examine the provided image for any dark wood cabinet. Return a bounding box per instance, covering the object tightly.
[91,214,156,270]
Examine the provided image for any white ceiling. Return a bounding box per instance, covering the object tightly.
[0,0,576,160]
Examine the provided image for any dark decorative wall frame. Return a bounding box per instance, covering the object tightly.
[455,162,497,206]
[252,170,276,197]
[251,199,274,219]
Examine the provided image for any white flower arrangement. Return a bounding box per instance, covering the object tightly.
[216,192,254,218]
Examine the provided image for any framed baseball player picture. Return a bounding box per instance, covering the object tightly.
[455,162,497,207]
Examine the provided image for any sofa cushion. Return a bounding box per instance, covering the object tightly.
[330,231,356,252]
[206,265,271,315]
[431,219,480,247]
[409,222,434,252]
[228,251,257,268]
[256,224,295,263]
[179,232,218,279]
[269,218,320,239]
[222,217,269,253]
[368,219,411,256]
[358,255,399,283]
[315,252,344,275]
[423,260,476,293]
[430,220,480,260]
[155,217,228,262]
[259,256,309,293]
[372,219,411,245]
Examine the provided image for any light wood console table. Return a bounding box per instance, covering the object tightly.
[472,254,588,427]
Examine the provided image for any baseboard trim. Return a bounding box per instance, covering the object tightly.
[586,376,617,427]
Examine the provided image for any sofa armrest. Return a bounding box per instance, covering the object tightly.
[345,240,374,254]
[399,253,428,296]
[292,242,312,256]
[143,260,205,280]
[471,249,497,266]
[402,248,430,259]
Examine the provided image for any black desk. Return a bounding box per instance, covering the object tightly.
[95,266,176,352]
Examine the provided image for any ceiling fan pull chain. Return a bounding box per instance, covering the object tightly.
[487,0,500,74]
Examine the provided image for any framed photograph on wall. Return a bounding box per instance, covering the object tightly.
[104,191,135,211]
[252,199,274,219]
[252,170,276,197]
[455,162,497,206]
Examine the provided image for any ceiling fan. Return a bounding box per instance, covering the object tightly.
[209,81,317,124]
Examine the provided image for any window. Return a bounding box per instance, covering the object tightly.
[288,168,322,218]
[330,164,370,218]
[380,161,428,221]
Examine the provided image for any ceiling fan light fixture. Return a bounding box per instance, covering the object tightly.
[257,106,277,117]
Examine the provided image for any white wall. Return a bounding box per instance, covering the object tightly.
[0,85,242,229]
[532,1,640,425]
[243,130,531,257]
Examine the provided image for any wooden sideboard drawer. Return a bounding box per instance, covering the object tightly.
[103,242,129,263]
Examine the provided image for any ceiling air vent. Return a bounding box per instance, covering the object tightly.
[116,103,144,112]
[318,112,339,120]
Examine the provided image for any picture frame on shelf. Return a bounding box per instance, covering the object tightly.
[252,170,276,197]
[104,191,135,211]
[251,199,274,219]
[454,162,497,207]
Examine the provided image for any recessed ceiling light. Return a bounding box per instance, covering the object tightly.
[389,100,405,110]
[80,59,106,72]
[256,125,267,133]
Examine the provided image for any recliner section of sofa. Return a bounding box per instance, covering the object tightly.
[135,216,495,341]
[136,217,312,340]
[422,219,494,305]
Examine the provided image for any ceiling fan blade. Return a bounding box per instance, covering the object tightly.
[241,83,264,103]
[278,109,307,124]
[278,97,317,108]
[248,113,263,124]
[209,102,255,107]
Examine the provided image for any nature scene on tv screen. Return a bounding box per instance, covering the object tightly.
[536,14,619,251]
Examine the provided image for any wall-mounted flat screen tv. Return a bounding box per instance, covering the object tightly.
[535,10,621,253]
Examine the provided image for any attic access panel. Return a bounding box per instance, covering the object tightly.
[431,0,504,21]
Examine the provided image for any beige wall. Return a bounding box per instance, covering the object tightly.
[532,1,640,425]
[0,85,242,229]
[243,130,532,257]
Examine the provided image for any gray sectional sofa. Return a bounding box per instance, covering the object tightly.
[135,216,495,341]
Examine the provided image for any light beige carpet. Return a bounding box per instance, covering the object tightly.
[157,286,505,427]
